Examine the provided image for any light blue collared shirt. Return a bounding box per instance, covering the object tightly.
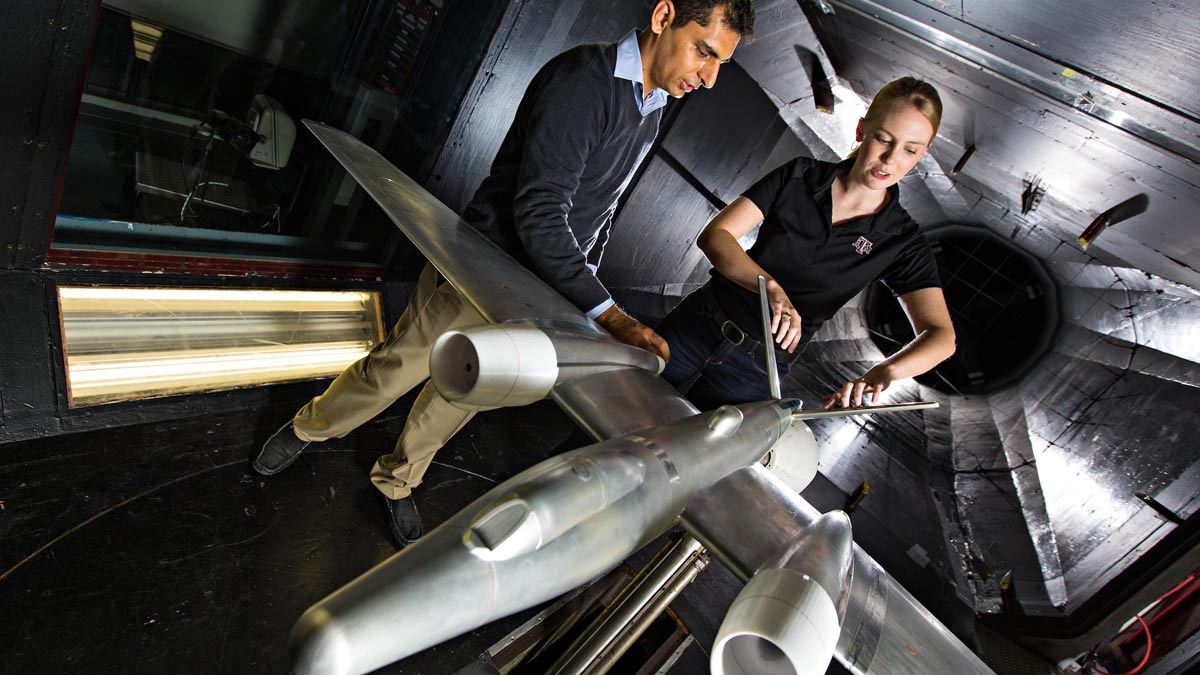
[586,268,614,319]
[614,29,668,118]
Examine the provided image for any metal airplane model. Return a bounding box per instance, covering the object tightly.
[288,121,996,675]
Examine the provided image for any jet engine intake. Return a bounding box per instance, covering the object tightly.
[712,511,854,675]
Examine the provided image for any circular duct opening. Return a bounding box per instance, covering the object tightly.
[864,225,1057,395]
[429,332,481,399]
[720,635,796,675]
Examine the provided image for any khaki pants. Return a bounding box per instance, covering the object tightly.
[292,264,483,499]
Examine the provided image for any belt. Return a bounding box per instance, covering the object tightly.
[699,285,798,366]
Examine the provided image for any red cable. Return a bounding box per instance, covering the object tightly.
[1133,582,1200,638]
[1087,572,1196,674]
[1092,617,1154,675]
[1160,573,1198,600]
[1117,573,1199,649]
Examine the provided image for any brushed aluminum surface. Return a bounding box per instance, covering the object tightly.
[303,120,599,333]
[792,400,939,421]
[758,275,782,400]
[291,401,797,675]
[297,122,997,675]
[551,368,701,442]
[683,466,996,675]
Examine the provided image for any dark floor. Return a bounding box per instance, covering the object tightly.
[0,388,739,674]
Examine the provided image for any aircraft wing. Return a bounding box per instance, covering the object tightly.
[304,120,690,437]
[304,121,600,336]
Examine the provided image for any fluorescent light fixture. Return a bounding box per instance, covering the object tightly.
[58,286,384,406]
[130,19,163,63]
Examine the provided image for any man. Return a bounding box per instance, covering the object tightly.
[253,0,754,547]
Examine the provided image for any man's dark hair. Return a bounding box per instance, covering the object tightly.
[672,0,755,41]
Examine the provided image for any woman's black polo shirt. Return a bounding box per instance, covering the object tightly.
[708,156,941,351]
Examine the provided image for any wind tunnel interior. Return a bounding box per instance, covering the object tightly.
[2,0,1199,674]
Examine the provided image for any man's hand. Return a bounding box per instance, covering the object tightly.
[595,305,670,363]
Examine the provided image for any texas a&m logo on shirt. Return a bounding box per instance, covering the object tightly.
[853,236,873,255]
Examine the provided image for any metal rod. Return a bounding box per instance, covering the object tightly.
[651,634,695,675]
[590,547,708,674]
[792,400,939,421]
[757,275,781,399]
[552,534,705,675]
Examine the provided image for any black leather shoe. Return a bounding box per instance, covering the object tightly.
[252,421,311,476]
[383,494,423,548]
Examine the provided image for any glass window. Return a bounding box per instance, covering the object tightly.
[53,0,479,269]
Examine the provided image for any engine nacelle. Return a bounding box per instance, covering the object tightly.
[430,324,664,410]
[712,568,839,675]
[712,511,853,675]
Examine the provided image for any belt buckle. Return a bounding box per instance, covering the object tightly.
[720,320,745,346]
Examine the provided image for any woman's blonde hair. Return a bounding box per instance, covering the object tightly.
[849,77,942,158]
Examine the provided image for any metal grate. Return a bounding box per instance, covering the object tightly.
[864,225,1058,395]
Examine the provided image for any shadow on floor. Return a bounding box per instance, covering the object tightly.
[0,393,594,673]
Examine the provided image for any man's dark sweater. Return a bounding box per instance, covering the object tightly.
[463,41,662,314]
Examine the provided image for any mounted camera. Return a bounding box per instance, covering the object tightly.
[206,109,262,155]
[246,94,296,170]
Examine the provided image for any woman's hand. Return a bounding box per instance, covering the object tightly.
[765,278,802,352]
[694,198,803,352]
[823,364,893,409]
[821,288,957,409]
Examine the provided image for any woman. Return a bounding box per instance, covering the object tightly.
[658,77,956,411]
